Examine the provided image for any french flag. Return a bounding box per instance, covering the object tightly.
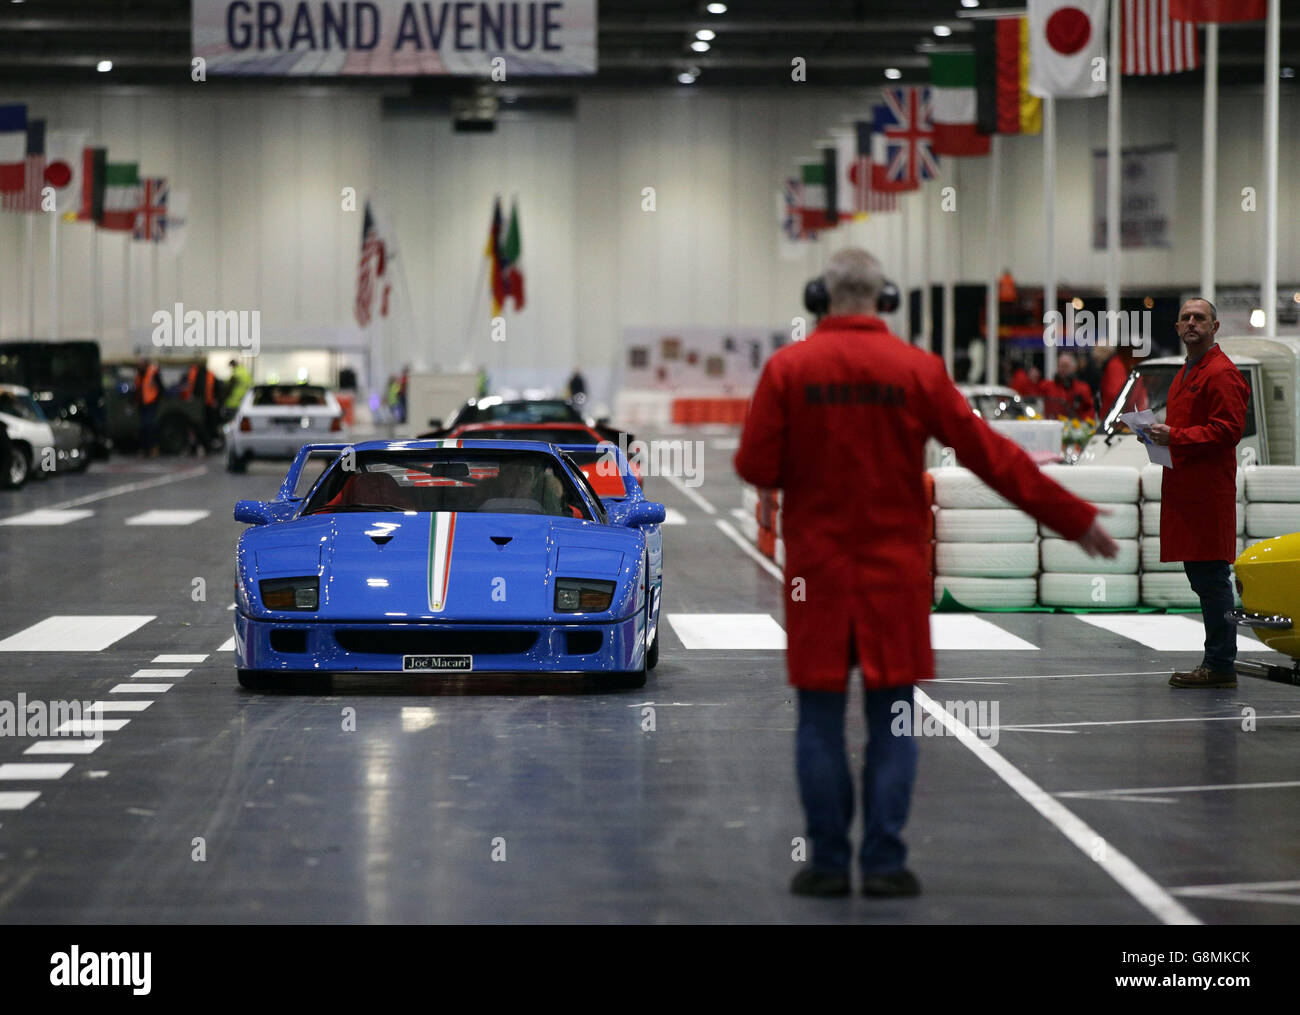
[0,104,27,193]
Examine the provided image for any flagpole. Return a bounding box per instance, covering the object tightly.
[25,212,36,337]
[91,227,101,345]
[985,135,1001,387]
[49,210,59,340]
[123,233,132,352]
[1043,94,1058,380]
[900,193,911,343]
[151,240,159,328]
[1106,0,1121,334]
[1263,0,1280,338]
[1200,23,1218,302]
[920,180,932,353]
[942,160,957,379]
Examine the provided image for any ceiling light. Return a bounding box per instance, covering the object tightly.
[1250,309,1266,328]
[1072,297,1084,310]
[1282,67,1296,79]
[706,3,727,13]
[933,25,953,37]
[691,40,710,52]
[884,67,902,80]
[97,60,113,72]
[696,29,716,41]
[678,72,697,84]
[961,0,981,7]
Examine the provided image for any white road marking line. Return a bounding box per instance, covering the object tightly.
[1000,714,1300,731]
[153,654,207,663]
[667,613,787,650]
[729,508,748,522]
[715,519,783,580]
[0,763,74,780]
[128,669,190,679]
[217,636,235,652]
[55,719,130,734]
[930,615,1039,651]
[125,509,211,526]
[0,616,155,652]
[1057,780,1300,799]
[710,437,740,450]
[662,507,688,525]
[1170,883,1300,907]
[0,792,40,810]
[0,508,95,526]
[110,683,171,693]
[24,740,104,755]
[932,670,1171,682]
[915,688,1200,925]
[663,474,715,514]
[227,603,236,611]
[86,700,153,713]
[1076,614,1274,653]
[0,466,206,522]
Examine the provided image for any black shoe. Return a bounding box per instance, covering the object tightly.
[861,869,921,898]
[790,869,851,897]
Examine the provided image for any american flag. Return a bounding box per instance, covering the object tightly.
[1122,0,1201,75]
[354,201,390,329]
[1,119,45,213]
[871,89,939,193]
[852,121,898,214]
[133,178,168,242]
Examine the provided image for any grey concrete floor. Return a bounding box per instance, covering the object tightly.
[0,433,1297,924]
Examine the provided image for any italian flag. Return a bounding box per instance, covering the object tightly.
[797,159,831,233]
[929,52,990,157]
[98,162,139,231]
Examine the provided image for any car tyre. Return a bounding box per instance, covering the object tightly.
[226,448,248,473]
[158,414,190,455]
[2,443,30,489]
[237,669,276,690]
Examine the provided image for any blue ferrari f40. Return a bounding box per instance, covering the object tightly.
[232,439,666,689]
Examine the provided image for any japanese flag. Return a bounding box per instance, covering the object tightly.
[1029,0,1109,98]
[43,130,87,213]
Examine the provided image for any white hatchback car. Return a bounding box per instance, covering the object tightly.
[0,383,58,487]
[225,384,347,473]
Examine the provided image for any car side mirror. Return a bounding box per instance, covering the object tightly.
[625,501,666,526]
[234,500,273,525]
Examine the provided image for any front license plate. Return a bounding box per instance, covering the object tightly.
[403,655,473,672]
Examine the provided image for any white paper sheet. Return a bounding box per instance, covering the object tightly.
[1119,410,1173,468]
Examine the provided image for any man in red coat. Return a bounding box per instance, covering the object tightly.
[1039,352,1096,420]
[1147,298,1249,688]
[734,248,1118,899]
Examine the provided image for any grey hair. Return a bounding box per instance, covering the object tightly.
[824,248,885,312]
[1182,296,1218,321]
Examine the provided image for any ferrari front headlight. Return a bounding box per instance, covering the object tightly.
[260,576,319,611]
[555,578,615,613]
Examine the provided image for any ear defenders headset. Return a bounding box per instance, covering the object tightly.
[803,276,900,317]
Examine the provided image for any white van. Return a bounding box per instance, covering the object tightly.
[1078,336,1300,468]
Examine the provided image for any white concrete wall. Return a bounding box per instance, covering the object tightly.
[0,83,1295,402]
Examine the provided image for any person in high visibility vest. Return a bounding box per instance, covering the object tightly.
[183,361,220,452]
[135,357,161,456]
[225,359,252,419]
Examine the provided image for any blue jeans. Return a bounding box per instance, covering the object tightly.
[796,685,918,877]
[1183,560,1237,672]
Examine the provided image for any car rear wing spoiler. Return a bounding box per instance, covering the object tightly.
[276,442,353,502]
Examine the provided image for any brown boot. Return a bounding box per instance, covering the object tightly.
[1170,665,1237,689]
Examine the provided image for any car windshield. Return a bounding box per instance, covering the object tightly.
[0,391,44,422]
[457,400,581,425]
[253,385,329,407]
[302,449,594,519]
[461,426,600,443]
[1100,365,1179,433]
[968,392,1038,421]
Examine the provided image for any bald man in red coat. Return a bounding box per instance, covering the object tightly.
[736,248,1117,899]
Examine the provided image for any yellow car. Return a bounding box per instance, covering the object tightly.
[1230,533,1300,685]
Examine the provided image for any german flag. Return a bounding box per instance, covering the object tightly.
[975,15,1041,136]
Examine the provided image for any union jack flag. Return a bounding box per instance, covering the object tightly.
[133,177,168,242]
[871,88,939,193]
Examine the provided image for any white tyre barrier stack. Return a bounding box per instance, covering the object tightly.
[930,467,1039,607]
[1036,465,1141,608]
